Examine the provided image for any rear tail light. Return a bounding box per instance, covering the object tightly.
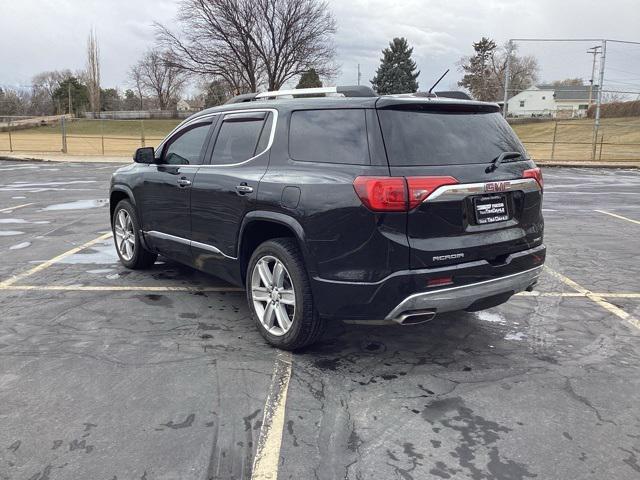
[523,167,543,189]
[353,176,459,212]
[352,177,406,212]
[427,276,453,288]
[406,176,459,209]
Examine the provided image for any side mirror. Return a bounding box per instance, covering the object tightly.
[134,147,155,164]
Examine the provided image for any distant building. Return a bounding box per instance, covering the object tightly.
[176,99,191,112]
[506,84,598,118]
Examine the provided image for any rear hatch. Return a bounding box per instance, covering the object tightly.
[375,98,544,270]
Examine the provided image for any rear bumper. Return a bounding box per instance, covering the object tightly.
[311,244,545,321]
[385,265,542,321]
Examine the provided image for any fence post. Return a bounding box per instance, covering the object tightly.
[598,134,604,161]
[61,116,67,153]
[7,118,13,152]
[100,117,105,155]
[550,120,558,160]
[140,119,145,147]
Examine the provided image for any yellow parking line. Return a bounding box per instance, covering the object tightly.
[0,285,243,292]
[594,209,640,226]
[0,202,34,213]
[0,232,112,287]
[545,266,640,330]
[251,351,293,480]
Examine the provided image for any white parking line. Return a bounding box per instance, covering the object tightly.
[0,202,34,213]
[0,232,112,287]
[594,209,640,226]
[545,266,640,331]
[251,351,293,480]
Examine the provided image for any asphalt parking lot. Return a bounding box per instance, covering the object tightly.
[0,161,639,480]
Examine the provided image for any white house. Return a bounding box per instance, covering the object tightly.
[506,84,598,118]
[176,99,192,112]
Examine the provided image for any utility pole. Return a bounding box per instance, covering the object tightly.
[592,40,607,160]
[502,40,513,118]
[357,64,361,86]
[587,45,601,107]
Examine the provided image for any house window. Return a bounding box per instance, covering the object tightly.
[578,104,588,110]
[542,96,546,100]
[519,100,525,107]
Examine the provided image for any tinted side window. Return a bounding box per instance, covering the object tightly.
[289,109,369,165]
[162,123,211,165]
[211,118,265,165]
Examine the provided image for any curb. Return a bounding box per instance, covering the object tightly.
[0,154,129,164]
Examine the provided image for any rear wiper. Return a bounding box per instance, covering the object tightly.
[486,151,522,172]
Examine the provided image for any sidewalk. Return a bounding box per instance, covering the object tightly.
[1,152,639,168]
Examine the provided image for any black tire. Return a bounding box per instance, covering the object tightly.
[111,199,157,269]
[246,238,323,350]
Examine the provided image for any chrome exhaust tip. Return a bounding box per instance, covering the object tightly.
[392,310,437,325]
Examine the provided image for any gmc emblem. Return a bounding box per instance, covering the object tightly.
[485,181,510,192]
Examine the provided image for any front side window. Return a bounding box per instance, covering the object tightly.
[211,114,269,165]
[289,109,369,165]
[162,122,212,165]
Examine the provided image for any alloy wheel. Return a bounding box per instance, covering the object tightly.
[114,209,135,261]
[251,255,296,336]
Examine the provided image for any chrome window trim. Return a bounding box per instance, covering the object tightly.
[426,178,540,203]
[145,230,237,260]
[156,108,278,169]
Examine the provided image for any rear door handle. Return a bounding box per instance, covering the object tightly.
[235,184,254,194]
[177,178,192,187]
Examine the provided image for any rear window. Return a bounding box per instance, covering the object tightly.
[378,110,527,166]
[289,109,369,164]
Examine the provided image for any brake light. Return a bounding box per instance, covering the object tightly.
[353,176,459,212]
[406,176,458,209]
[353,177,406,211]
[523,168,543,189]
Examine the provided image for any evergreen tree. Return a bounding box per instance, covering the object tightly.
[53,77,89,114]
[296,69,323,89]
[371,37,419,95]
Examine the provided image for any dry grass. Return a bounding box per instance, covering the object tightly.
[512,117,640,162]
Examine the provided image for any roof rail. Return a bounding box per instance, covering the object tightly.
[223,93,259,105]
[246,85,377,100]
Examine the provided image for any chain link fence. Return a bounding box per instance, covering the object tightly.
[511,118,640,162]
[0,115,182,156]
[1,114,640,163]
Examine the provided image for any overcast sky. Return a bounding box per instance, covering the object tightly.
[1,0,639,95]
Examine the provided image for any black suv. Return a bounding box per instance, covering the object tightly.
[109,86,545,350]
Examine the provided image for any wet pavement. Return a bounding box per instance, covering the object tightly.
[0,161,638,480]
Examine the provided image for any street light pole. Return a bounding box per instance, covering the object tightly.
[592,40,607,160]
[502,40,513,118]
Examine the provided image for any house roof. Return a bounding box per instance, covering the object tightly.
[535,84,599,101]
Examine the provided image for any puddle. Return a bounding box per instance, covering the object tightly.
[505,332,526,341]
[0,231,23,236]
[86,268,114,274]
[0,219,28,224]
[0,218,49,225]
[11,196,27,199]
[9,241,31,250]
[58,240,118,264]
[476,311,507,324]
[42,199,108,211]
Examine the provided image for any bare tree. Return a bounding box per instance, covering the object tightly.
[156,0,337,92]
[86,29,101,112]
[32,70,73,114]
[129,50,189,110]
